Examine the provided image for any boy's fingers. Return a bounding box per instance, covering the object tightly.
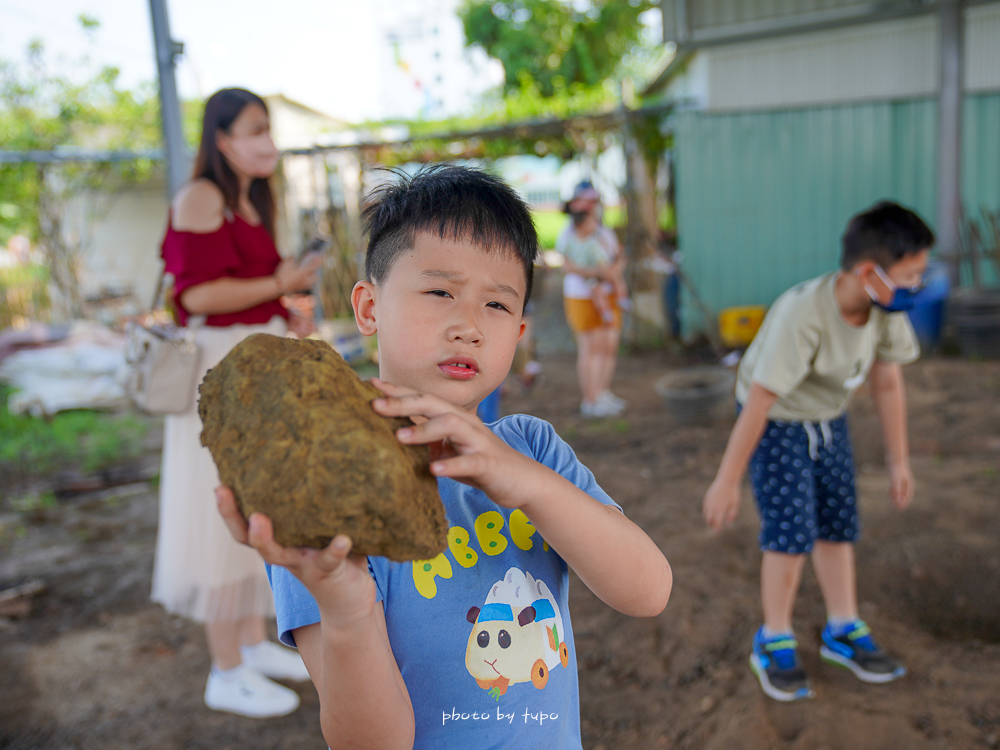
[706,511,721,532]
[893,480,912,509]
[246,512,296,565]
[315,534,354,573]
[373,391,459,421]
[396,412,472,446]
[428,451,488,479]
[370,378,418,398]
[216,486,250,546]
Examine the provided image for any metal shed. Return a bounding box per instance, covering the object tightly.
[649,0,1000,333]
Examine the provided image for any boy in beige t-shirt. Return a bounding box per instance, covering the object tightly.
[703,201,932,702]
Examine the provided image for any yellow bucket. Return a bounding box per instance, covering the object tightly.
[718,305,766,348]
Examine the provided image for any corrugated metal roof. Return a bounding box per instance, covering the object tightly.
[689,0,873,29]
[705,15,938,111]
[650,1,1000,101]
[671,93,1000,331]
[666,4,1000,113]
[966,3,1000,92]
[963,93,1000,211]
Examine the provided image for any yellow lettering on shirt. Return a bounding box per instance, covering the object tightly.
[412,552,453,599]
[448,525,479,568]
[474,511,508,556]
[509,509,537,551]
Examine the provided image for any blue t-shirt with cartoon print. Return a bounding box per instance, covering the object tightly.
[267,413,620,750]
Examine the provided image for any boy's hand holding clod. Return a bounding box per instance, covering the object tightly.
[215,371,542,619]
[217,486,377,632]
[371,378,538,508]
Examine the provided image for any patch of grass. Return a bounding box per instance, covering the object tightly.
[0,385,148,478]
[531,204,673,252]
[9,491,57,512]
[531,209,567,250]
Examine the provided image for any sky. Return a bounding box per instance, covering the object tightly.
[0,0,397,122]
[1,0,665,124]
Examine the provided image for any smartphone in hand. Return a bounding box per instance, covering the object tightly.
[298,236,330,265]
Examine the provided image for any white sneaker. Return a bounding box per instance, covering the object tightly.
[598,391,627,410]
[204,664,301,718]
[241,640,311,681]
[581,398,621,418]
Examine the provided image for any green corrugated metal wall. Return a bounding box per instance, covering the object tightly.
[672,93,1000,333]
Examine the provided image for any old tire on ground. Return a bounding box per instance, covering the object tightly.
[655,365,736,426]
[949,288,1000,359]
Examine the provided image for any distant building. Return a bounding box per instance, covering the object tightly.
[72,94,352,314]
[264,94,352,150]
[372,0,502,120]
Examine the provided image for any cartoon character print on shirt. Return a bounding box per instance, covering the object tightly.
[465,568,570,701]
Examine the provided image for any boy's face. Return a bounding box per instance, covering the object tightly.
[855,249,929,306]
[352,231,526,413]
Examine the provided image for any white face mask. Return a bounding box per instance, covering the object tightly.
[857,264,922,312]
[858,265,897,304]
[224,132,279,178]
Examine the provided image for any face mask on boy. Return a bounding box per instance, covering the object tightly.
[224,132,279,178]
[860,265,923,312]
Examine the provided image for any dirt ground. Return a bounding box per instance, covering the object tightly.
[1,275,999,749]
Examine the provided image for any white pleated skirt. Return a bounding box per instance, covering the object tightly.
[151,316,287,623]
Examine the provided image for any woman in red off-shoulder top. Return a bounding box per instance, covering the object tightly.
[151,88,321,719]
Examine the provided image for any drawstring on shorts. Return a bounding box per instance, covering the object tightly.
[802,420,833,461]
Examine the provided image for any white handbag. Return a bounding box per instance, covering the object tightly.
[123,272,204,414]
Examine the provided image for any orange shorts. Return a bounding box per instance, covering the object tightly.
[564,295,621,334]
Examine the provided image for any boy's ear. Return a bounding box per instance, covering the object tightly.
[849,260,877,279]
[351,280,378,336]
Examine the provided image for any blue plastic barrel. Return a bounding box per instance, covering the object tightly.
[907,261,950,351]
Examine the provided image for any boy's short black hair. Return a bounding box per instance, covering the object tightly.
[840,201,935,271]
[362,164,538,307]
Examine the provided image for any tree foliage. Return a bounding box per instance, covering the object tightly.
[359,0,668,167]
[0,19,202,246]
[0,18,201,316]
[459,0,657,97]
[0,40,152,246]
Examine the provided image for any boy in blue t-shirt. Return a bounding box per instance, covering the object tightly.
[703,201,933,702]
[216,165,672,749]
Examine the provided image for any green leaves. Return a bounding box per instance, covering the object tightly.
[459,0,657,97]
[0,27,198,245]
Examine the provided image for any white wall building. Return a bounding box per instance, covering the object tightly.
[373,0,503,120]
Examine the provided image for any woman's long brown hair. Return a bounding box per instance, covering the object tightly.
[191,88,277,238]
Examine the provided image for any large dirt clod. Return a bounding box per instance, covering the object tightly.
[198,333,448,561]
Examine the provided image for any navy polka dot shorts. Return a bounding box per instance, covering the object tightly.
[748,413,859,554]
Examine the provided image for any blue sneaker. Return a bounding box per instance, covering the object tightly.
[819,620,906,683]
[749,626,814,701]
